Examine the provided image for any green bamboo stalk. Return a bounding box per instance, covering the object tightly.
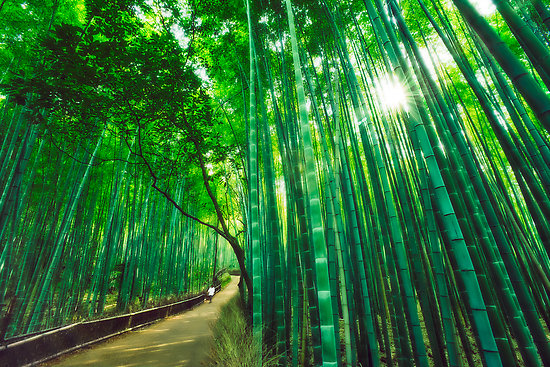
[27,127,104,332]
[284,0,338,364]
[451,0,550,132]
[246,0,263,358]
[492,0,550,89]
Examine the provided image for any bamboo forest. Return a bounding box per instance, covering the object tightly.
[1,0,550,365]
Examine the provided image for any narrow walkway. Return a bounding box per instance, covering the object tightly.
[43,277,240,367]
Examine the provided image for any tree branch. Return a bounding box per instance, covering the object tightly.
[132,109,227,239]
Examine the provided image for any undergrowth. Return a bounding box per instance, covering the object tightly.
[218,272,232,288]
[206,296,280,366]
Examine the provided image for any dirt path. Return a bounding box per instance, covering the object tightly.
[43,276,240,367]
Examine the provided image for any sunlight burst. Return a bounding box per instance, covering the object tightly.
[471,0,496,16]
[375,76,409,112]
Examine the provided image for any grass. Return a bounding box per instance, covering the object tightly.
[206,295,281,366]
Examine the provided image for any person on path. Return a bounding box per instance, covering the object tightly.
[207,285,215,303]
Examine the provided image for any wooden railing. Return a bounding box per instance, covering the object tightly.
[0,292,208,366]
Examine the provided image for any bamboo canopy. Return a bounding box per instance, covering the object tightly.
[1,0,550,365]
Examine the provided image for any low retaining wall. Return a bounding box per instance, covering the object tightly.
[0,293,207,366]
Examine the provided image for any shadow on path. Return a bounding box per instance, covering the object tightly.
[42,277,240,367]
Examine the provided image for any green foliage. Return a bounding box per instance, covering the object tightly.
[0,0,86,76]
[219,272,232,288]
[3,0,245,217]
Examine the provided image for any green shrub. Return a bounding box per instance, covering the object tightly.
[219,272,232,288]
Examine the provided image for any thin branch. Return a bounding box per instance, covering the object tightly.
[180,111,235,240]
[130,105,227,239]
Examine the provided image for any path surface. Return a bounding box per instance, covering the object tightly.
[42,277,239,367]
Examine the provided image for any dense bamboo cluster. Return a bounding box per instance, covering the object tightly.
[0,0,242,342]
[243,0,550,365]
[0,119,235,338]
